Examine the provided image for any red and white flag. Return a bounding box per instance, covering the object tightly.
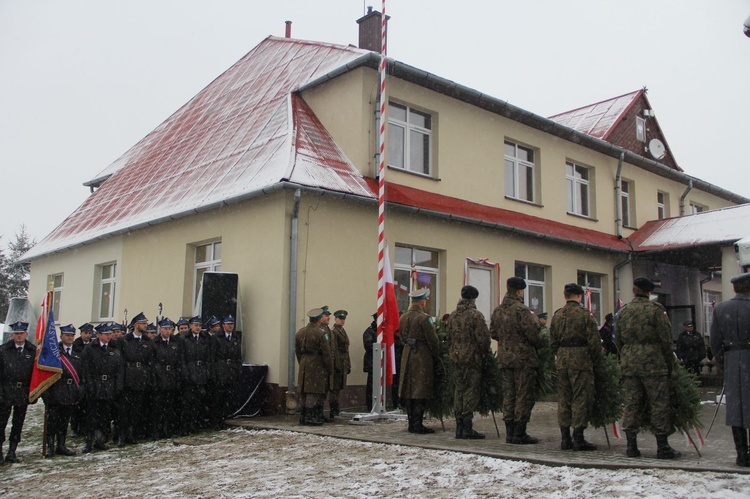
[378,245,400,386]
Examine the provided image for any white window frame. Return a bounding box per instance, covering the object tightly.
[690,202,706,214]
[515,262,546,315]
[504,140,536,202]
[394,244,440,318]
[657,191,668,220]
[97,263,117,321]
[387,102,433,176]
[621,180,632,227]
[578,271,603,325]
[566,161,591,217]
[194,241,222,304]
[49,273,64,324]
[703,290,721,336]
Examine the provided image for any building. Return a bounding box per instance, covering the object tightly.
[23,12,749,412]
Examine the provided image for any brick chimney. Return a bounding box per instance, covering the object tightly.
[356,6,390,53]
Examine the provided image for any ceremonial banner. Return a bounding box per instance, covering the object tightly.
[29,292,63,403]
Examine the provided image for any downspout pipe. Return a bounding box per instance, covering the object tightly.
[613,253,632,313]
[615,151,624,238]
[286,189,301,412]
[680,179,693,216]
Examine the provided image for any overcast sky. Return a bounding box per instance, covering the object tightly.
[1,0,749,250]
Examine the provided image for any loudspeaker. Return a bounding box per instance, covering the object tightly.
[199,272,239,325]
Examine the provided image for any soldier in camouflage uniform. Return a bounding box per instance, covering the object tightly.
[328,310,351,418]
[447,285,491,439]
[490,276,543,444]
[399,288,440,434]
[295,308,333,426]
[550,283,601,451]
[616,277,681,459]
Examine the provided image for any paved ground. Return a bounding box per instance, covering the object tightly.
[229,385,748,475]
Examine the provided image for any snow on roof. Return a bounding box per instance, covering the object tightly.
[25,37,374,260]
[630,203,750,251]
[548,90,642,140]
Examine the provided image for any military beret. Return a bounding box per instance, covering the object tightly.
[204,316,220,328]
[158,318,176,328]
[461,285,479,300]
[129,312,148,326]
[683,320,695,327]
[188,316,202,324]
[79,322,94,331]
[730,272,750,286]
[334,310,348,319]
[10,322,28,332]
[538,313,548,320]
[146,323,158,333]
[221,315,235,324]
[507,277,527,290]
[633,277,655,292]
[59,324,76,334]
[307,308,324,320]
[409,288,430,300]
[564,283,585,296]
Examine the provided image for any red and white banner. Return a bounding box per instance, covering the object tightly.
[378,246,399,386]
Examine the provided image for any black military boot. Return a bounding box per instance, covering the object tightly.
[330,401,340,419]
[299,407,307,425]
[412,400,434,434]
[462,419,485,440]
[45,435,56,458]
[56,432,76,456]
[732,426,749,466]
[504,421,515,443]
[511,422,538,444]
[5,442,20,463]
[304,407,322,426]
[560,426,573,450]
[572,428,597,451]
[625,431,640,457]
[655,433,681,459]
[455,417,465,439]
[405,400,416,433]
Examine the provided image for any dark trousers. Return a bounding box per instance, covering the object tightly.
[70,398,87,436]
[118,389,147,438]
[47,404,75,439]
[87,398,113,444]
[182,384,209,433]
[210,383,235,428]
[153,390,178,437]
[0,403,29,444]
[365,372,373,411]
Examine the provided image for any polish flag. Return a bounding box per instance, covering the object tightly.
[378,245,399,386]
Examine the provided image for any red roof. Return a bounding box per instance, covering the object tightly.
[548,90,643,140]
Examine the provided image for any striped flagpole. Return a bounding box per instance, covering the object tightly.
[376,0,388,345]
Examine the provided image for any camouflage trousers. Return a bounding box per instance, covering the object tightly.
[453,364,482,421]
[556,367,594,429]
[501,368,537,424]
[621,375,670,433]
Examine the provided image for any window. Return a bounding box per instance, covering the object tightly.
[515,263,546,315]
[621,180,633,227]
[577,271,603,325]
[657,191,669,220]
[703,290,721,337]
[394,245,439,317]
[466,260,499,321]
[388,102,432,175]
[49,273,64,323]
[194,241,222,304]
[566,162,590,217]
[98,263,117,321]
[690,202,706,214]
[504,141,535,202]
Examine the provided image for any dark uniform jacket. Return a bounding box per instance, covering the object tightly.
[615,295,673,376]
[153,335,183,391]
[44,345,84,406]
[676,330,706,363]
[81,339,124,400]
[490,292,542,369]
[710,293,750,427]
[211,331,242,384]
[72,337,92,354]
[446,298,490,367]
[295,323,333,395]
[398,304,439,400]
[182,332,211,385]
[119,333,156,390]
[0,340,36,406]
[362,323,377,373]
[550,301,601,371]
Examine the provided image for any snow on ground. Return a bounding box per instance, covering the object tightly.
[1,403,749,498]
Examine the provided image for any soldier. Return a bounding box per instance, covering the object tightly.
[70,322,93,437]
[710,272,750,467]
[182,316,211,433]
[209,315,242,429]
[362,313,377,411]
[80,323,123,453]
[295,308,333,426]
[490,276,543,444]
[599,314,617,356]
[328,310,351,418]
[616,277,681,459]
[446,285,491,440]
[676,320,706,375]
[152,318,183,439]
[43,324,84,457]
[399,288,439,434]
[550,283,601,451]
[0,322,37,463]
[118,312,156,446]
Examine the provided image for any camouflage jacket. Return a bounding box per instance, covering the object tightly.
[490,292,542,369]
[616,295,673,376]
[550,300,601,371]
[447,299,491,366]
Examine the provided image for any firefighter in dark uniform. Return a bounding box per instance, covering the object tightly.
[295,308,333,425]
[209,315,242,429]
[399,288,440,434]
[176,318,190,337]
[152,318,183,439]
[205,315,221,337]
[81,323,123,452]
[676,320,706,375]
[43,324,84,457]
[0,322,37,463]
[328,310,351,418]
[182,316,212,434]
[70,322,94,438]
[118,312,155,446]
